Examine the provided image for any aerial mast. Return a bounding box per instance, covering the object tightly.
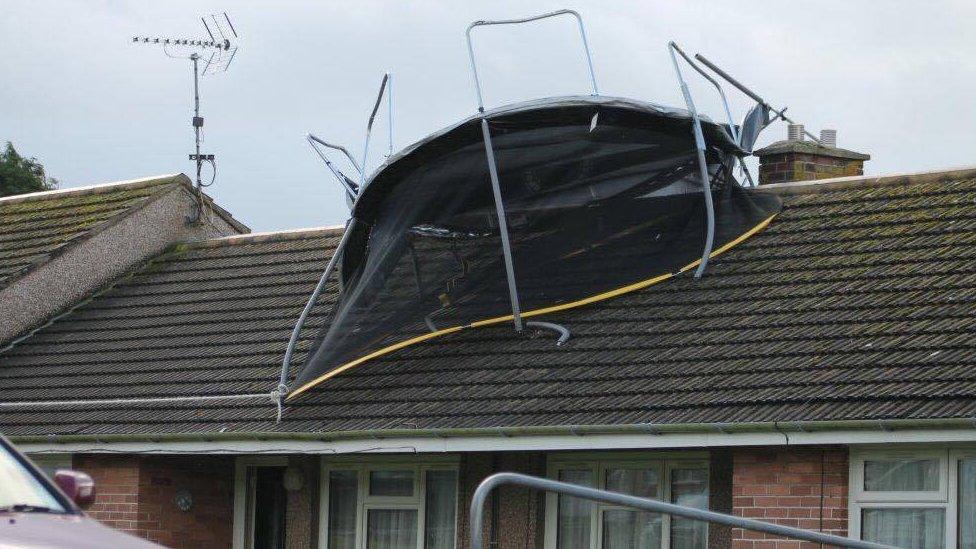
[132,13,240,223]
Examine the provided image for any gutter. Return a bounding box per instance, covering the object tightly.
[9,417,976,446]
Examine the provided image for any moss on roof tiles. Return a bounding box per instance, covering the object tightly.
[2,175,976,437]
[0,180,175,289]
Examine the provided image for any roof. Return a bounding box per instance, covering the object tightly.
[0,175,247,290]
[2,168,976,439]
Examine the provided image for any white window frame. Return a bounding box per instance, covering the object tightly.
[544,451,709,549]
[318,455,460,549]
[233,456,289,549]
[849,446,976,549]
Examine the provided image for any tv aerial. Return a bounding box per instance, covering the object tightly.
[132,13,240,223]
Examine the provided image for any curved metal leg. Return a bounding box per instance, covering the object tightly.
[526,321,570,346]
[668,42,716,279]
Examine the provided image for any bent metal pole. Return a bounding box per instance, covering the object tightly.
[668,41,716,279]
[470,473,895,549]
[278,218,358,403]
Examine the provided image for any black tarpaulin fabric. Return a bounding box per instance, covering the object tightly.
[289,95,781,398]
[739,102,772,153]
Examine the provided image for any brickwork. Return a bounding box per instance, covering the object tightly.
[758,151,865,184]
[137,456,235,548]
[70,454,235,549]
[731,447,849,549]
[73,454,142,533]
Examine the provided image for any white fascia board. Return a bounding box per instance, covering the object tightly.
[16,428,976,455]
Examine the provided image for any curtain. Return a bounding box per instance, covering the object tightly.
[371,470,415,497]
[425,470,458,549]
[328,471,358,549]
[862,508,944,549]
[960,460,976,549]
[670,469,708,549]
[864,459,939,491]
[603,468,662,549]
[368,509,419,549]
[558,469,594,549]
[602,509,661,549]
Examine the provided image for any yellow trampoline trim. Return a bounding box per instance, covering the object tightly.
[287,212,778,400]
[679,213,776,273]
[289,326,465,399]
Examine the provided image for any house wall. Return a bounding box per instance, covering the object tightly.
[72,454,236,549]
[0,176,246,344]
[731,447,849,549]
[73,454,142,533]
[69,446,848,549]
[457,452,548,549]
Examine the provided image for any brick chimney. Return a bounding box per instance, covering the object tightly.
[754,125,870,184]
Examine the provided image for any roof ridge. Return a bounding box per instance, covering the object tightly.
[763,165,976,195]
[0,174,185,205]
[178,225,345,249]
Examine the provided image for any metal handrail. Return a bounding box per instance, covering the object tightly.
[667,41,716,279]
[470,472,896,549]
[466,9,598,112]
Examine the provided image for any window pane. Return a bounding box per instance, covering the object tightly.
[864,459,939,491]
[606,468,659,499]
[370,470,415,497]
[960,460,976,549]
[861,508,944,549]
[602,509,661,549]
[670,468,708,549]
[557,469,594,549]
[367,509,419,549]
[425,470,457,549]
[329,471,358,549]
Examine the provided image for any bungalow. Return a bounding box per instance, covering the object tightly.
[2,141,976,549]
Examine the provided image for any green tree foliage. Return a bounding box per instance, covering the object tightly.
[0,142,58,197]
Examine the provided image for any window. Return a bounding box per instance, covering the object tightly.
[319,459,459,549]
[850,448,976,549]
[545,455,709,549]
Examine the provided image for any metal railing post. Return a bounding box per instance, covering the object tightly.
[466,9,598,111]
[479,118,523,332]
[464,9,600,332]
[360,73,391,186]
[470,473,896,549]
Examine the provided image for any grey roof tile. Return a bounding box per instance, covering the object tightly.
[2,178,976,437]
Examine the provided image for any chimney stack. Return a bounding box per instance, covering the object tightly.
[754,126,869,185]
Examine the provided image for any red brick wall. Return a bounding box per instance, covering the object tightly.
[73,455,142,533]
[731,447,849,549]
[137,456,235,548]
[71,454,235,549]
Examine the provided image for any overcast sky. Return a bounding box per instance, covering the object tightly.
[2,1,974,232]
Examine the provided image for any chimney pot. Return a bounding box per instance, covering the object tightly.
[787,124,805,142]
[820,129,837,148]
